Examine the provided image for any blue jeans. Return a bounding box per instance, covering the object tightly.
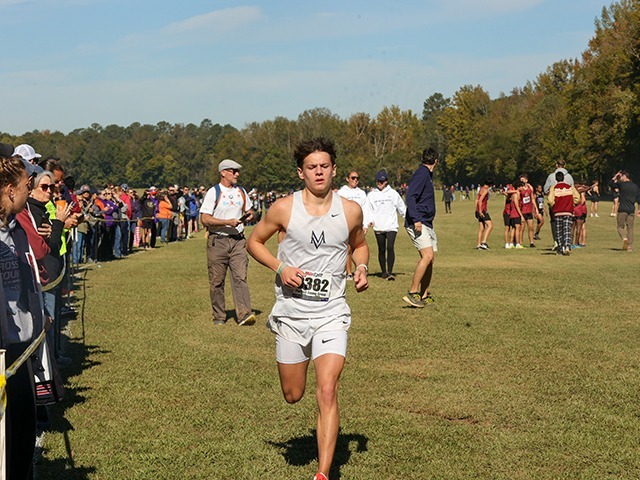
[72,231,86,264]
[114,222,122,258]
[119,220,130,255]
[158,218,170,243]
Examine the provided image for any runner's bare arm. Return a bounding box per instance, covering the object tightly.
[343,199,369,293]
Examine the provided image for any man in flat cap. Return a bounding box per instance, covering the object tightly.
[200,159,256,326]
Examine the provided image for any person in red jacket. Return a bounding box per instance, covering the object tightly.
[548,171,580,256]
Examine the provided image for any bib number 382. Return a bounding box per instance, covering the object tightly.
[292,271,331,302]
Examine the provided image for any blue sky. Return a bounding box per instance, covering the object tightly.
[1,0,607,135]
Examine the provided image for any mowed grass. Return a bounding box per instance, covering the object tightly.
[39,197,640,480]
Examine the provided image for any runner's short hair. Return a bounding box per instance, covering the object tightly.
[294,137,337,168]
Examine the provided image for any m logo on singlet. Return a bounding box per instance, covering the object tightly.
[310,231,326,249]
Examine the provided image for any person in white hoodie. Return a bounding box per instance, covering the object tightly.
[337,170,369,278]
[365,170,406,280]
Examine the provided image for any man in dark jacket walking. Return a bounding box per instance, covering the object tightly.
[403,148,438,308]
[610,170,640,251]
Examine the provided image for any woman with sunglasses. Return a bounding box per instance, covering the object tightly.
[0,149,47,480]
[25,171,72,282]
[337,171,369,279]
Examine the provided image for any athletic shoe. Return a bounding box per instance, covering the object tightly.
[402,292,425,308]
[386,274,395,281]
[514,244,524,249]
[238,313,256,326]
[504,243,512,249]
[562,246,571,256]
[623,239,629,251]
[590,213,593,217]
[213,319,226,325]
[595,213,599,217]
[529,243,536,248]
[346,274,354,281]
[381,272,389,279]
[476,245,484,250]
[533,234,540,240]
[60,306,76,317]
[314,473,329,480]
[423,293,435,304]
[481,242,490,250]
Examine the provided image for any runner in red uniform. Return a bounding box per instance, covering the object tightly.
[518,174,538,247]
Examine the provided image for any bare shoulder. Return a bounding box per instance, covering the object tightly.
[266,195,294,224]
[340,196,363,231]
[340,196,362,217]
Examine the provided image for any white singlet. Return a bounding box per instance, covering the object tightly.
[268,191,351,345]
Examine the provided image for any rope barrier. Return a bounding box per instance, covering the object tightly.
[0,329,47,417]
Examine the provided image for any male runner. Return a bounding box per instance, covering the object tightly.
[475,178,493,250]
[247,138,369,480]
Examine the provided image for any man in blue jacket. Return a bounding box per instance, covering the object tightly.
[403,148,438,308]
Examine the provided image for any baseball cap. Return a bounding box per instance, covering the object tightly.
[218,159,242,172]
[80,184,91,193]
[375,170,388,182]
[120,183,129,190]
[13,144,42,161]
[0,142,14,158]
[20,158,39,177]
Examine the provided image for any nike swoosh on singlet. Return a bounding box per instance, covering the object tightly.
[322,338,336,344]
[331,213,340,217]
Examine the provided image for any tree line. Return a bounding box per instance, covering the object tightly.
[1,0,638,191]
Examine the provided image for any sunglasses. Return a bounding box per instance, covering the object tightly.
[225,169,240,174]
[350,176,360,180]
[39,184,54,192]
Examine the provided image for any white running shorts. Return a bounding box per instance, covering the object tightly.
[276,329,348,364]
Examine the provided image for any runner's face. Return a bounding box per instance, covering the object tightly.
[298,151,336,193]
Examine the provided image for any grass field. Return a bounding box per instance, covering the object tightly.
[38,197,640,480]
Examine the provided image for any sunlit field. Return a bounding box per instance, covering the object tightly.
[38,197,640,480]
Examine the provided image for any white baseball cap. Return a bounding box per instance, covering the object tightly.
[218,159,242,172]
[13,144,42,161]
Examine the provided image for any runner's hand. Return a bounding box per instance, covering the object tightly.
[280,266,305,288]
[354,267,368,293]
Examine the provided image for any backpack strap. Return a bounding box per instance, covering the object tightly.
[213,184,222,210]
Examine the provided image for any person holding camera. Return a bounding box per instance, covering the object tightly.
[200,159,256,326]
[610,170,640,252]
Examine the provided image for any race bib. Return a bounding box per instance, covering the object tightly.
[522,196,531,204]
[291,270,331,302]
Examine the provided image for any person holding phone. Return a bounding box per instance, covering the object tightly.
[200,159,256,326]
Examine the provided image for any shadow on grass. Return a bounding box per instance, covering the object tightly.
[268,429,368,479]
[35,266,109,479]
